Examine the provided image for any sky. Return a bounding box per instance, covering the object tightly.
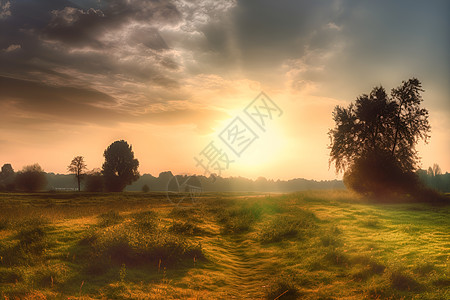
[0,0,449,180]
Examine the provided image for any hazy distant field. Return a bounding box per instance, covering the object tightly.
[0,191,448,299]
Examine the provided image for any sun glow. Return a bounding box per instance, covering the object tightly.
[208,106,286,179]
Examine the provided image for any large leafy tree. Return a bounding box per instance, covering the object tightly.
[328,78,430,196]
[67,156,87,192]
[0,163,15,191]
[102,140,139,192]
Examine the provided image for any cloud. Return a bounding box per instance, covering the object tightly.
[0,0,449,132]
[43,0,181,48]
[0,0,11,19]
[2,44,20,52]
[0,75,226,134]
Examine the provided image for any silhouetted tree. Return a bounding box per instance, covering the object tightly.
[142,184,150,193]
[427,164,442,177]
[85,168,104,192]
[0,163,15,191]
[102,140,139,192]
[329,78,431,197]
[67,156,87,191]
[15,164,47,192]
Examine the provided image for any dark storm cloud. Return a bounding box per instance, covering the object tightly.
[302,0,450,110]
[0,0,180,73]
[183,0,449,111]
[0,0,186,126]
[184,0,345,76]
[0,76,225,134]
[43,0,180,48]
[1,0,449,130]
[0,76,122,125]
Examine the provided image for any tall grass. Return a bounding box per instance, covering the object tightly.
[214,202,263,234]
[0,191,448,299]
[258,208,317,243]
[0,217,49,266]
[79,211,204,274]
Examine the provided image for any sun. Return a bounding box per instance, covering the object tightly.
[228,120,286,178]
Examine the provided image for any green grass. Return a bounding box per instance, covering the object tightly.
[0,191,448,299]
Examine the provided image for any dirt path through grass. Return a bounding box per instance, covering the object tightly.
[205,234,280,299]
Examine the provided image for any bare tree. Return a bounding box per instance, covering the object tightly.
[68,156,87,191]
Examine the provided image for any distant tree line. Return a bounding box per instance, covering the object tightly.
[127,172,345,193]
[0,164,347,193]
[0,163,48,192]
[0,140,139,192]
[417,164,450,193]
[1,136,447,194]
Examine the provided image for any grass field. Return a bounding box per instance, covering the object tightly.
[0,191,448,299]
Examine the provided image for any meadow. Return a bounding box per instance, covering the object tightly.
[0,191,448,299]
